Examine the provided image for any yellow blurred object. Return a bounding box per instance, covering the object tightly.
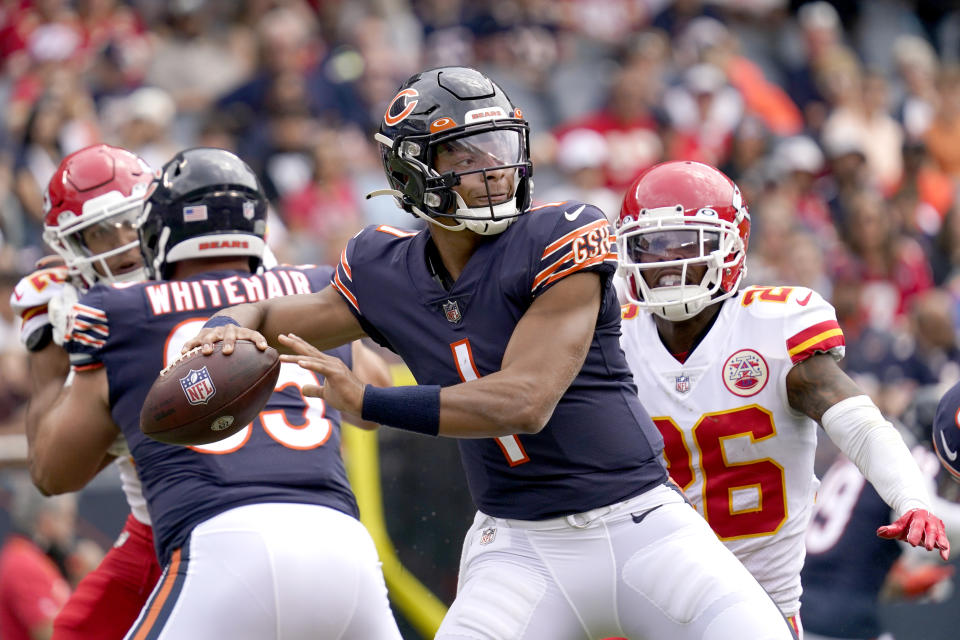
[342,364,447,639]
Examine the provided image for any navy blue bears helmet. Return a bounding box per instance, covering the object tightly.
[371,66,533,236]
[933,381,960,481]
[139,147,267,279]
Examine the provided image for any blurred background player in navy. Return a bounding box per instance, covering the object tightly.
[803,389,960,640]
[12,143,163,640]
[934,379,960,484]
[616,161,949,637]
[25,147,402,640]
[187,66,797,640]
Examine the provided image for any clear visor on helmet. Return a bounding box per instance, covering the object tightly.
[617,215,744,321]
[433,129,524,173]
[56,201,145,283]
[627,228,721,265]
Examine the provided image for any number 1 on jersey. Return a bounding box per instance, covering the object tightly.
[451,339,529,466]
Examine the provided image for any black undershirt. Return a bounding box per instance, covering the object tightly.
[425,238,455,291]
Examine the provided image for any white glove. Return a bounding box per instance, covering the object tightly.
[48,283,79,346]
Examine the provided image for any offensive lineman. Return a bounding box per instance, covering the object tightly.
[14,144,163,639]
[615,160,949,636]
[26,148,402,639]
[186,66,797,639]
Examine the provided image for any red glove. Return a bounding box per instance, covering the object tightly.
[877,508,950,561]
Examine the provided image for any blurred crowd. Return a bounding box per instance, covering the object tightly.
[0,0,956,461]
[0,0,959,633]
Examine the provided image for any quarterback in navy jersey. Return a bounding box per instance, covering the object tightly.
[188,67,797,639]
[27,148,402,640]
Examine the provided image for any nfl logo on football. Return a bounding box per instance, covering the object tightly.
[180,367,217,405]
[675,375,691,394]
[442,299,461,324]
[479,527,496,546]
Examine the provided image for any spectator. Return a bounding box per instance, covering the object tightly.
[553,63,664,191]
[782,0,847,135]
[889,139,954,240]
[662,62,744,167]
[821,69,905,194]
[929,200,960,287]
[925,64,960,180]
[11,96,66,233]
[892,34,939,140]
[769,135,834,237]
[0,473,73,640]
[106,86,178,171]
[279,128,366,264]
[144,0,249,120]
[832,189,934,331]
[536,127,620,222]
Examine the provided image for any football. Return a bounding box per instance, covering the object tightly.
[140,340,280,446]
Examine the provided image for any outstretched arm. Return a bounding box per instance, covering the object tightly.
[279,271,602,438]
[787,354,949,559]
[181,285,366,355]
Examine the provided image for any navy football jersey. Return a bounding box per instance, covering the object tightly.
[800,455,900,637]
[66,266,358,564]
[801,444,943,638]
[332,201,667,519]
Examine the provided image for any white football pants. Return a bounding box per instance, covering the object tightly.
[123,502,401,640]
[436,483,796,640]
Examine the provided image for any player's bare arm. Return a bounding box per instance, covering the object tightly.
[785,352,864,421]
[282,271,601,438]
[789,354,949,559]
[27,367,120,495]
[183,285,365,355]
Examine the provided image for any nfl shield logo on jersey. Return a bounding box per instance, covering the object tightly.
[442,299,462,324]
[675,375,691,394]
[479,527,497,545]
[180,367,217,405]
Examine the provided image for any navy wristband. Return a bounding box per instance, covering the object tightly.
[361,384,441,436]
[203,316,241,329]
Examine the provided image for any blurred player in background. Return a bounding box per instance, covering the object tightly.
[802,389,960,640]
[26,147,402,640]
[187,66,797,640]
[616,160,950,637]
[12,143,163,640]
[933,378,960,483]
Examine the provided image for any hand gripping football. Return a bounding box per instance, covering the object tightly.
[140,340,280,446]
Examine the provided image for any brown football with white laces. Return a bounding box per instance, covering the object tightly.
[140,340,280,445]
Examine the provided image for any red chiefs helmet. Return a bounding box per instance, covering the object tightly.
[43,144,154,286]
[616,161,750,321]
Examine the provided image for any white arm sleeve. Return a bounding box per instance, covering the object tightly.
[821,395,931,517]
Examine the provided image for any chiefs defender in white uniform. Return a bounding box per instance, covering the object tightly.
[615,161,950,637]
[11,144,162,639]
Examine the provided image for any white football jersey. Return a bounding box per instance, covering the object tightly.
[620,285,845,617]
